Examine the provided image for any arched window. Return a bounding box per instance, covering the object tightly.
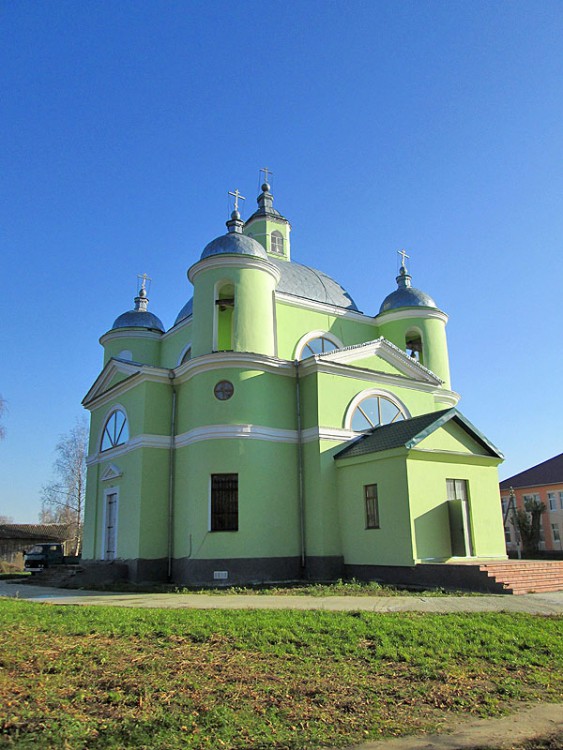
[349,393,407,432]
[296,332,342,360]
[405,329,423,363]
[270,231,284,255]
[215,283,234,351]
[101,409,129,452]
[178,344,192,365]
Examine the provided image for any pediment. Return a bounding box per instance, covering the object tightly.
[101,463,123,481]
[82,358,142,407]
[316,337,442,384]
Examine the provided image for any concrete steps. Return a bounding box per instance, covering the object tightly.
[479,561,563,594]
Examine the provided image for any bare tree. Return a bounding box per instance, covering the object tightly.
[0,515,14,524]
[40,417,88,555]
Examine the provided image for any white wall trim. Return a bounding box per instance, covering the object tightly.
[87,424,361,465]
[374,307,448,325]
[100,329,163,346]
[275,293,372,323]
[175,424,298,448]
[188,255,282,284]
[87,433,172,466]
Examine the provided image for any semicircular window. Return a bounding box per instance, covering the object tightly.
[299,336,338,359]
[101,410,129,452]
[351,396,405,432]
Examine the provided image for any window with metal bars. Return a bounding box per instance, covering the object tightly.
[210,474,238,531]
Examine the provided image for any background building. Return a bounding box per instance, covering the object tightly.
[500,453,563,554]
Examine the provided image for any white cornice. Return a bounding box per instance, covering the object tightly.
[188,255,281,284]
[275,292,372,323]
[173,351,295,383]
[86,424,361,466]
[83,359,171,410]
[163,315,192,339]
[374,307,448,325]
[302,426,358,443]
[175,424,297,448]
[314,337,441,383]
[86,433,172,466]
[99,329,163,346]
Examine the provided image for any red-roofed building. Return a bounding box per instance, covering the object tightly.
[500,453,563,553]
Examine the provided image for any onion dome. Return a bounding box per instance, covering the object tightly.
[200,207,268,261]
[111,286,164,332]
[379,264,437,314]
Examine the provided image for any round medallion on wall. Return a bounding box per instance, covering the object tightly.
[214,380,234,401]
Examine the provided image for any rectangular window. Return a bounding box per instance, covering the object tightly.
[364,484,379,529]
[523,493,540,504]
[552,524,561,543]
[504,526,511,544]
[501,498,508,513]
[548,492,557,511]
[559,492,563,510]
[210,474,238,531]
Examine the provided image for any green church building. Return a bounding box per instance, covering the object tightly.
[82,176,507,587]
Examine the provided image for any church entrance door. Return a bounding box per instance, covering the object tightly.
[446,479,474,557]
[104,492,118,560]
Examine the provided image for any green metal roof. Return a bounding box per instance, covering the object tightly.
[334,408,503,461]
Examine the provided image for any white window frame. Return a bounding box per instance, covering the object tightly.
[294,331,343,360]
[99,405,129,453]
[344,388,410,432]
[270,230,284,255]
[177,343,192,366]
[548,492,557,511]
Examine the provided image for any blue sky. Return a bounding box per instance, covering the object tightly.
[2,0,562,522]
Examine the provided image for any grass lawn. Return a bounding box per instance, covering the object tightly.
[0,600,562,749]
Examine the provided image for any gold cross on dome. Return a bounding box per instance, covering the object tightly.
[228,188,246,212]
[397,249,410,268]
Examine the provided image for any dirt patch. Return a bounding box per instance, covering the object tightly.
[343,704,563,750]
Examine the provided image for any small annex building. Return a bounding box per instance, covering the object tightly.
[0,524,74,569]
[82,177,507,585]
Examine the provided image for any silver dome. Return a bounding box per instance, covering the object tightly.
[112,309,164,332]
[174,260,358,326]
[201,233,268,261]
[379,267,437,313]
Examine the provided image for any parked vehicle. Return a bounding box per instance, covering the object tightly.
[24,543,80,573]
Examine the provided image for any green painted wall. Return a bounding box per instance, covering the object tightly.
[102,333,162,367]
[406,450,505,561]
[275,302,375,360]
[191,264,276,357]
[417,421,493,456]
[244,216,291,259]
[376,314,451,388]
[172,439,300,560]
[175,368,296,435]
[335,450,414,566]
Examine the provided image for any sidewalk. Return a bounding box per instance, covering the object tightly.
[2,580,563,614]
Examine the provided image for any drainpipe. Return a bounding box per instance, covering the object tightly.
[294,360,306,570]
[167,372,177,581]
